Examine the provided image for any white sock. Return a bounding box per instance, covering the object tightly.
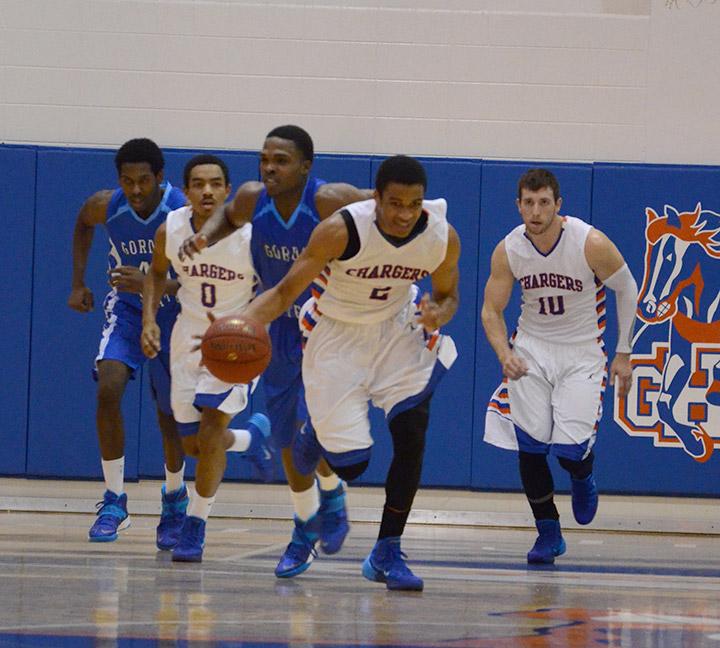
[317,473,341,492]
[291,483,320,522]
[188,489,215,521]
[101,457,124,495]
[165,463,185,493]
[226,428,251,452]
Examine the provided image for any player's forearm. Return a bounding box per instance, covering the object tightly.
[71,220,95,287]
[433,292,459,328]
[142,270,167,325]
[245,285,298,325]
[481,306,512,363]
[603,264,638,353]
[202,204,239,246]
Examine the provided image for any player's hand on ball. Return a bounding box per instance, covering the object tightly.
[178,233,208,261]
[68,285,94,312]
[501,351,529,380]
[108,265,144,293]
[416,292,441,332]
[141,321,162,358]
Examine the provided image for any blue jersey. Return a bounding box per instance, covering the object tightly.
[250,177,326,320]
[105,181,185,312]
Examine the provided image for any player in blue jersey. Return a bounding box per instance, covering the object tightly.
[179,125,370,577]
[68,138,188,548]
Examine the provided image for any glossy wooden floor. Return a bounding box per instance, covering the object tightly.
[0,480,718,647]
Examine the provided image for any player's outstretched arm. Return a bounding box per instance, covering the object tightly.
[141,223,171,358]
[481,241,528,380]
[243,212,349,324]
[585,228,638,398]
[418,225,461,331]
[178,181,261,260]
[68,190,112,313]
[314,183,374,220]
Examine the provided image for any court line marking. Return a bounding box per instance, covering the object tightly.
[217,542,288,561]
[1,557,719,592]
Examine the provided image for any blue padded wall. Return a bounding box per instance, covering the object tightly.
[472,161,593,491]
[591,164,720,495]
[5,143,719,497]
[27,149,144,478]
[0,147,36,474]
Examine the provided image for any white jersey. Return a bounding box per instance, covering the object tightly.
[165,206,256,328]
[505,215,605,345]
[314,198,449,324]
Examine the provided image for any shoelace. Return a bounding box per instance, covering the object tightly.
[94,498,124,519]
[181,520,204,546]
[384,545,413,574]
[290,526,318,560]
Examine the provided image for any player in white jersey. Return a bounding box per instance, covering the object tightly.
[238,156,460,591]
[482,168,638,564]
[142,155,272,562]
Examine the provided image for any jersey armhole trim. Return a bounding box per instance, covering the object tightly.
[338,209,360,260]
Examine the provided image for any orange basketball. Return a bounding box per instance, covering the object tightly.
[200,315,271,384]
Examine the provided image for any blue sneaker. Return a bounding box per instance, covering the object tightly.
[156,485,189,550]
[88,490,130,542]
[319,483,350,555]
[171,515,206,562]
[275,515,321,578]
[527,519,566,564]
[292,422,322,476]
[362,537,424,591]
[243,413,274,482]
[571,474,598,525]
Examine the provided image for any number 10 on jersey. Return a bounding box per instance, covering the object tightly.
[538,295,565,315]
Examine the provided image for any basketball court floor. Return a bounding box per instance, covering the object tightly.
[0,478,718,647]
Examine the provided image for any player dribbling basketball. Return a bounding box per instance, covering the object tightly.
[141,154,273,562]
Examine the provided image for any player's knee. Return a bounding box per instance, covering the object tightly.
[327,459,369,482]
[558,451,594,480]
[156,409,177,437]
[96,381,124,410]
[324,446,371,481]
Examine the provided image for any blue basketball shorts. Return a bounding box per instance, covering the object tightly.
[262,317,308,449]
[94,293,178,416]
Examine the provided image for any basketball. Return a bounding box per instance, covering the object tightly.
[200,315,271,384]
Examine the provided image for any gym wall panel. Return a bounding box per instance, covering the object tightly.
[0,147,36,474]
[357,158,482,487]
[27,149,144,479]
[591,163,720,496]
[472,161,593,490]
